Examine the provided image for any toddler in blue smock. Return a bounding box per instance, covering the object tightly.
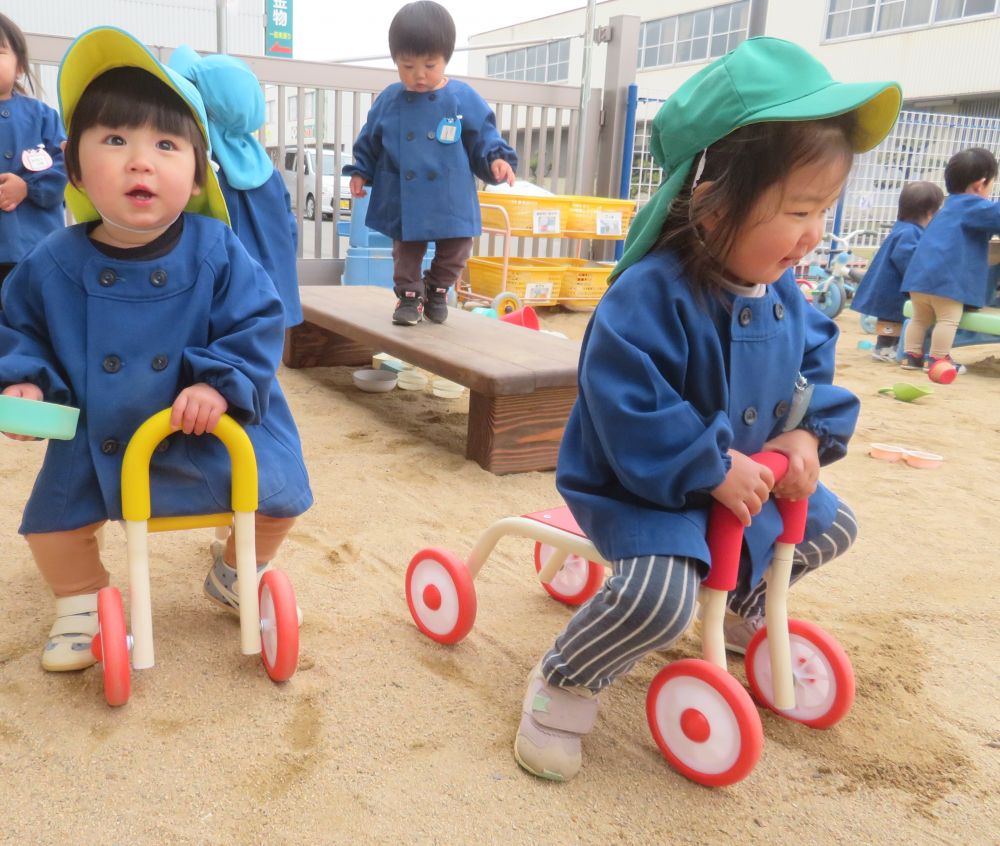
[0,14,67,295]
[850,181,942,362]
[0,27,312,673]
[513,38,901,782]
[900,147,1000,375]
[345,1,517,325]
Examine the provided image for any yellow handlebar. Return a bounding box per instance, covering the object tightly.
[121,409,258,521]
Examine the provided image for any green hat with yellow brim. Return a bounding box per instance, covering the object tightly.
[614,37,901,279]
[58,26,230,226]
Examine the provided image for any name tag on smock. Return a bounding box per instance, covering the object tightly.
[22,145,53,172]
[436,116,462,144]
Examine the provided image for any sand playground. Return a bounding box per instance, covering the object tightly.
[0,305,997,845]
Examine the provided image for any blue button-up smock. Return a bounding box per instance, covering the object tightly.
[556,250,859,586]
[902,193,1000,307]
[850,220,923,323]
[218,165,303,327]
[344,80,517,242]
[0,214,312,534]
[0,92,67,264]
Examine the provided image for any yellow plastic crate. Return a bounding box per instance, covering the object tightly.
[535,258,615,308]
[466,256,562,306]
[562,196,636,239]
[477,191,571,237]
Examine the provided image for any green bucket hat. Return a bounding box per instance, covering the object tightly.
[614,37,901,279]
[58,26,230,226]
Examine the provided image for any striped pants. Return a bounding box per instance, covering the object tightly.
[541,501,858,692]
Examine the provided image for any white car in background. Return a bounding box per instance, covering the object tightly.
[271,146,353,221]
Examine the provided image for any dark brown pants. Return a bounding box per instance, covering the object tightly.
[391,237,473,300]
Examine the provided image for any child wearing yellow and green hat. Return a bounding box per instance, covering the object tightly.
[514,37,901,782]
[0,27,311,673]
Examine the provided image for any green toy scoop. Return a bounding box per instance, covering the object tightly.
[877,382,932,402]
[0,395,80,440]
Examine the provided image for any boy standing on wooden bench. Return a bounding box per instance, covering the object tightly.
[345,1,517,326]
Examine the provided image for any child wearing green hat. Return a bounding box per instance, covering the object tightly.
[0,27,311,672]
[514,37,901,782]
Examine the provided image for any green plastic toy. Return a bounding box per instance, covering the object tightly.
[0,395,80,440]
[877,382,932,403]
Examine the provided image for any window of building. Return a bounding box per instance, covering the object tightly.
[486,39,570,83]
[288,94,298,123]
[638,2,749,69]
[304,92,315,119]
[827,0,996,39]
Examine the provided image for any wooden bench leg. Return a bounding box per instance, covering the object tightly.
[283,322,373,368]
[466,387,577,475]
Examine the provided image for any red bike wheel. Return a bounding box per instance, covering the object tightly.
[533,543,605,606]
[259,570,299,682]
[405,548,477,644]
[744,618,855,728]
[95,587,131,707]
[647,659,763,787]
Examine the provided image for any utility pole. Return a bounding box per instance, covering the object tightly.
[216,0,229,54]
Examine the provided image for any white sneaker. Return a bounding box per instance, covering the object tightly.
[42,593,99,672]
[870,345,898,363]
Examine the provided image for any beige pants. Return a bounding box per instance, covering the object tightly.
[903,292,965,359]
[27,514,296,598]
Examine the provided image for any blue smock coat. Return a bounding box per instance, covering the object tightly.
[556,250,859,586]
[344,80,517,242]
[0,93,67,264]
[902,193,1000,307]
[850,220,923,322]
[0,214,312,534]
[218,165,303,328]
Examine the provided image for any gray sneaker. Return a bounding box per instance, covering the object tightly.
[204,552,302,626]
[723,612,765,655]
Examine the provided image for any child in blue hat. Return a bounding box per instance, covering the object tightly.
[0,27,311,672]
[850,181,943,362]
[168,45,303,329]
[0,13,67,298]
[514,37,901,782]
[345,1,518,325]
[900,147,1000,376]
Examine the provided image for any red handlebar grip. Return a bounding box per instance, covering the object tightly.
[702,451,795,590]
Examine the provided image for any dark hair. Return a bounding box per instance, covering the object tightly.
[654,112,857,301]
[388,1,456,62]
[897,180,944,222]
[944,147,998,193]
[0,13,40,96]
[64,67,207,189]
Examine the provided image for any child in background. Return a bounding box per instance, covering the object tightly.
[901,147,1000,376]
[850,181,943,362]
[0,27,312,672]
[345,1,517,325]
[0,14,67,294]
[168,45,302,328]
[514,37,900,782]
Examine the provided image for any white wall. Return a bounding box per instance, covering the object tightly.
[469,0,1000,105]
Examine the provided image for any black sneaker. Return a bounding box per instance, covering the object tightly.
[393,295,423,326]
[424,285,449,324]
[899,351,924,370]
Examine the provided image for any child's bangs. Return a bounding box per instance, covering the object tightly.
[82,68,200,142]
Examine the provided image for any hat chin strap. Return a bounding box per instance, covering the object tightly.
[91,205,183,237]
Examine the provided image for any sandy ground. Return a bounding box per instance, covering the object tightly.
[0,303,998,845]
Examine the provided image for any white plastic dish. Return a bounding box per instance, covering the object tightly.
[396,371,428,391]
[431,378,464,399]
[352,368,397,393]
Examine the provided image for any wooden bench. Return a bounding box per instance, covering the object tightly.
[283,285,581,475]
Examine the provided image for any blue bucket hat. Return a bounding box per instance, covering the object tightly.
[614,37,901,279]
[168,46,273,191]
[58,27,230,225]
